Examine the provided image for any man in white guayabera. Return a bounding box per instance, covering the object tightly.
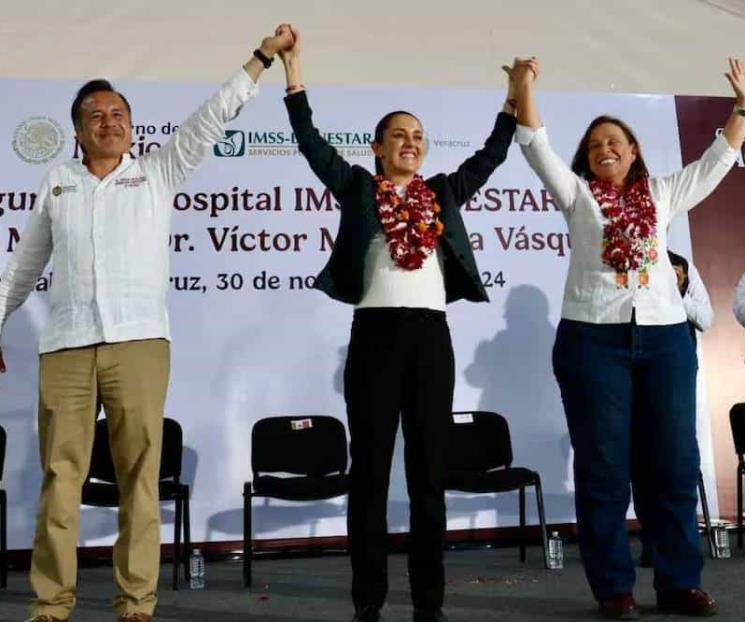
[0,27,294,622]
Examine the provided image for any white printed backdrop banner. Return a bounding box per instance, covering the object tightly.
[0,78,717,549]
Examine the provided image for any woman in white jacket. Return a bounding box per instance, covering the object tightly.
[513,58,745,620]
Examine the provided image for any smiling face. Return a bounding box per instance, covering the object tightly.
[586,122,638,188]
[372,113,425,183]
[75,90,132,162]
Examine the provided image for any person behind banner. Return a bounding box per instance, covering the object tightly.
[276,24,532,622]
[513,57,745,619]
[633,250,714,568]
[0,27,294,622]
[666,251,715,339]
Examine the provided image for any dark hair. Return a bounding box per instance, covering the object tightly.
[70,79,131,131]
[667,249,689,273]
[570,115,649,185]
[373,110,422,175]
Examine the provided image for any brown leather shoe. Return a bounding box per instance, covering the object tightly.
[117,614,153,622]
[598,593,640,620]
[657,588,718,616]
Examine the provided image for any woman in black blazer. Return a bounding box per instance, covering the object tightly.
[277,25,534,622]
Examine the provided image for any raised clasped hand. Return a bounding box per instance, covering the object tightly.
[260,23,295,58]
[274,23,301,63]
[510,57,540,84]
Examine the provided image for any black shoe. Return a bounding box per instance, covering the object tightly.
[352,606,381,622]
[413,609,449,622]
[598,594,640,620]
[657,589,718,616]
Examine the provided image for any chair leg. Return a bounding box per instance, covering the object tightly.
[344,494,351,555]
[697,471,715,559]
[243,482,253,587]
[519,486,526,563]
[173,492,182,590]
[739,465,744,549]
[183,484,191,582]
[534,477,550,570]
[0,490,6,589]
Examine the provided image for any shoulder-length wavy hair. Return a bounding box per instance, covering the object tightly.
[570,115,649,185]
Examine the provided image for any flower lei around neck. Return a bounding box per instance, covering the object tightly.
[590,177,658,288]
[374,174,444,270]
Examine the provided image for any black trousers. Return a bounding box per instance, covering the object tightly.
[344,307,454,612]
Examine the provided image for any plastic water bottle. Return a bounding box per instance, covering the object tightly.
[189,548,206,589]
[548,531,564,570]
[713,522,731,559]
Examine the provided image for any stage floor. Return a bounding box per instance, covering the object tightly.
[1,540,743,621]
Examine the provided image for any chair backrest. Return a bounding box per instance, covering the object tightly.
[87,416,183,484]
[730,402,745,456]
[160,418,183,480]
[0,424,6,481]
[445,411,513,472]
[251,416,347,477]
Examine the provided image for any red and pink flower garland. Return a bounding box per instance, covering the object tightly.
[374,174,444,270]
[590,178,658,287]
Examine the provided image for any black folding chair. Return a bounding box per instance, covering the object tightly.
[81,417,191,589]
[243,416,349,587]
[730,403,745,548]
[444,411,549,568]
[696,471,716,558]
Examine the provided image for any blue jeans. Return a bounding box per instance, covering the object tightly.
[553,318,702,600]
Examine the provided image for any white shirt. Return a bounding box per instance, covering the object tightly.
[681,262,713,332]
[0,69,258,353]
[733,273,745,363]
[517,125,737,325]
[732,273,745,328]
[355,234,447,311]
[356,186,447,311]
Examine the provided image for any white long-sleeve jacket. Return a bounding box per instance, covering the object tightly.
[0,69,258,353]
[517,125,736,325]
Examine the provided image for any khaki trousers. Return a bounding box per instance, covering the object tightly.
[29,339,170,620]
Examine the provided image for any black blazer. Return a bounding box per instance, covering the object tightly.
[285,91,516,305]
